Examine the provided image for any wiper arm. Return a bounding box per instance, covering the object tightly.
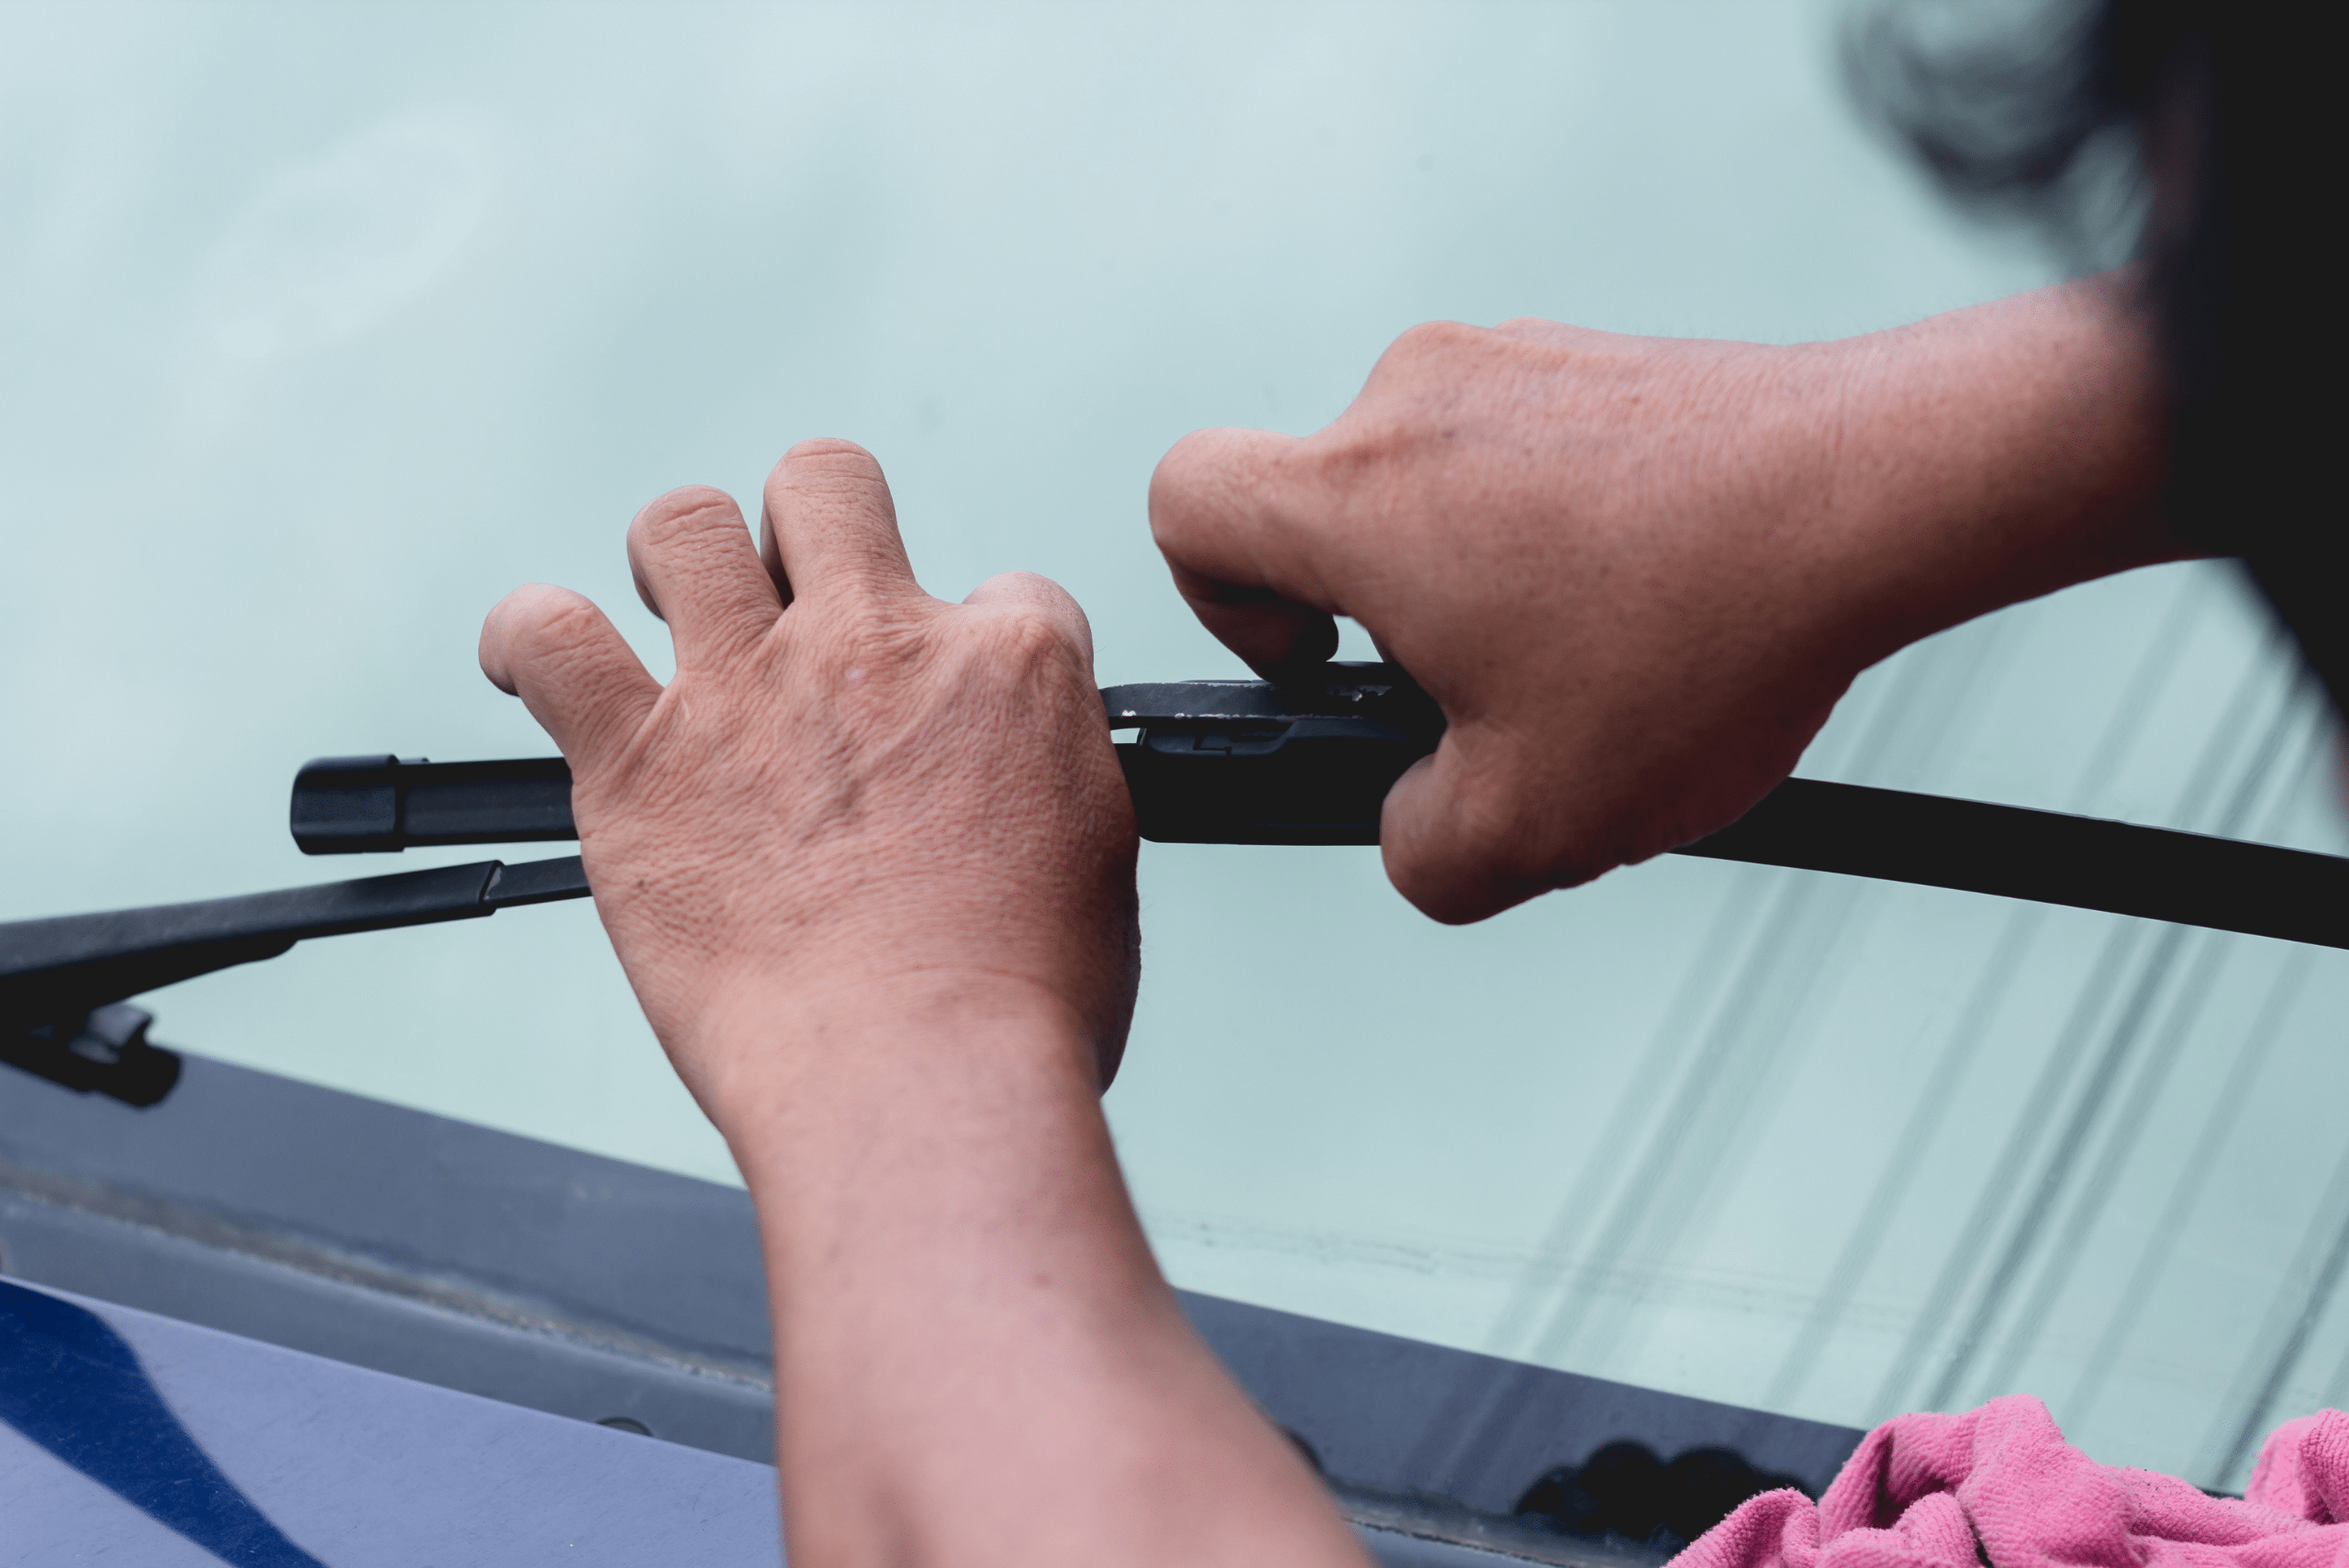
[0,857,588,1105]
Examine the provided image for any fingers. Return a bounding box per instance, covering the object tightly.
[627,486,782,665]
[1377,738,1542,926]
[480,584,662,769]
[1149,428,1339,676]
[759,439,920,606]
[964,571,1095,666]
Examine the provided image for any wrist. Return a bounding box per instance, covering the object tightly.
[681,964,1104,1155]
[713,978,1153,1352]
[1798,275,2189,668]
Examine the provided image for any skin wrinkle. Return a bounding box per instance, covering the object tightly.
[570,569,1138,1095]
[629,490,773,639]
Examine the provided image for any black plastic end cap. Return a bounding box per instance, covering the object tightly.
[291,755,411,854]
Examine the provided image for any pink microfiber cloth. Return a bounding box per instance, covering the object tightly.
[1674,1396,2349,1568]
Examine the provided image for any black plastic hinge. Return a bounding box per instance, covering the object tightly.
[0,1003,182,1107]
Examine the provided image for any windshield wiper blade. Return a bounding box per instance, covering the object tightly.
[285,663,2349,951]
[0,856,589,1104]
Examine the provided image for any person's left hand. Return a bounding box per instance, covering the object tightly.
[476,439,1141,1127]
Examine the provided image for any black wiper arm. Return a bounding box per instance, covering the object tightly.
[0,856,589,1105]
[0,855,592,1025]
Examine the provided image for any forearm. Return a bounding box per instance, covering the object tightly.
[1808,270,2189,666]
[717,978,1367,1568]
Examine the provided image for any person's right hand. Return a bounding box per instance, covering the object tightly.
[1150,282,2177,924]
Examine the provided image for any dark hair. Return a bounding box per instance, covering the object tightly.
[1851,1,2346,714]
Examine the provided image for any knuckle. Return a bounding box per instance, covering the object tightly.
[1147,430,1230,541]
[1292,415,1395,505]
[1492,316,1564,340]
[999,570,1074,613]
[1464,773,1615,895]
[1394,751,1565,909]
[518,591,609,664]
[1446,770,1538,871]
[976,601,1081,673]
[629,487,740,550]
[1264,434,1335,495]
[1386,317,1486,365]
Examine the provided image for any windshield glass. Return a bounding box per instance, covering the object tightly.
[5,0,2341,1497]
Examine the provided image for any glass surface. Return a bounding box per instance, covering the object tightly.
[5,0,2343,1495]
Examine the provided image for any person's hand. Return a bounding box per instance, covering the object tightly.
[1151,281,2177,924]
[477,445,1363,1568]
[477,439,1140,1121]
[1153,318,1854,926]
